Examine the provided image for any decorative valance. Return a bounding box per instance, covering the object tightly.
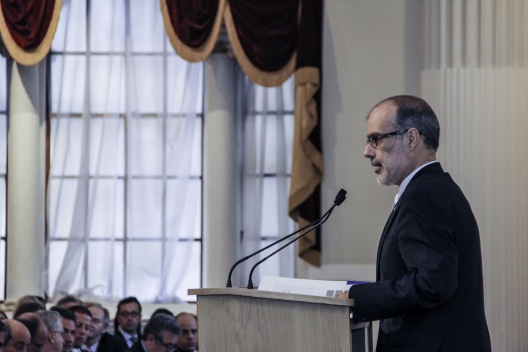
[0,0,62,65]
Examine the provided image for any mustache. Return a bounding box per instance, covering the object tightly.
[370,159,382,167]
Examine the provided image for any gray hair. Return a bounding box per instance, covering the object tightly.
[143,314,181,341]
[369,95,440,151]
[36,310,63,333]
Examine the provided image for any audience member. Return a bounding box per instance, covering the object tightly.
[114,298,142,348]
[68,306,91,352]
[15,296,46,311]
[150,309,172,319]
[0,319,10,352]
[126,314,180,352]
[174,314,197,352]
[13,302,46,319]
[36,311,64,352]
[56,297,83,310]
[84,303,127,352]
[0,312,7,321]
[17,313,48,352]
[49,307,76,352]
[4,319,31,352]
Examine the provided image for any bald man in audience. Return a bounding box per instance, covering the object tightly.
[175,314,198,352]
[4,319,31,352]
[17,313,48,352]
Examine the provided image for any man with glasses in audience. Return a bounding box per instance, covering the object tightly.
[114,298,142,348]
[336,95,491,351]
[36,311,64,352]
[84,303,127,352]
[126,315,180,352]
[49,308,76,352]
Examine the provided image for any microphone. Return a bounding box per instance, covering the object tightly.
[225,189,347,288]
[246,189,346,289]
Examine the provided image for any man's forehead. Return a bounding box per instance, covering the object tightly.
[368,102,397,131]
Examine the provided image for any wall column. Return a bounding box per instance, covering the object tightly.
[202,53,238,288]
[5,61,46,305]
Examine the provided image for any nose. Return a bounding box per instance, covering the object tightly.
[364,143,375,158]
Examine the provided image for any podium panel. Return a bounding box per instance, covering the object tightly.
[190,288,371,352]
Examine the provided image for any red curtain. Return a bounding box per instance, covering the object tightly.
[162,0,324,265]
[0,0,62,65]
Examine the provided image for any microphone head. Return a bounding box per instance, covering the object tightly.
[334,189,347,206]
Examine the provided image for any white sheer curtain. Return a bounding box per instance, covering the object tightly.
[48,0,202,302]
[238,75,295,286]
[422,1,528,350]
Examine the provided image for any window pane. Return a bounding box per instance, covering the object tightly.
[52,0,87,51]
[88,241,124,296]
[127,180,162,238]
[90,0,125,52]
[50,55,87,113]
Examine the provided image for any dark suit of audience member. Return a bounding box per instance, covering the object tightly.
[85,303,128,352]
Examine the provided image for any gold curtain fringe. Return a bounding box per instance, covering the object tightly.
[160,0,226,63]
[297,216,321,267]
[288,67,323,267]
[224,4,295,88]
[288,66,323,215]
[0,0,63,66]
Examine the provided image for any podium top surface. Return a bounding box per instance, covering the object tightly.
[188,288,354,307]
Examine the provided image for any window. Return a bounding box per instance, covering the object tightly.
[239,75,296,284]
[47,0,203,302]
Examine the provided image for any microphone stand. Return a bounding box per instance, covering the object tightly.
[246,209,333,289]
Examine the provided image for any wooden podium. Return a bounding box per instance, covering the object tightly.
[189,288,373,352]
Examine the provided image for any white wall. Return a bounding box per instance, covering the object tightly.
[301,0,424,279]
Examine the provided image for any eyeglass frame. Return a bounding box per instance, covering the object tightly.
[152,334,177,352]
[366,128,410,149]
[118,311,141,318]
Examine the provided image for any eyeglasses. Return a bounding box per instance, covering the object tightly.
[153,334,176,352]
[118,311,141,318]
[366,129,409,149]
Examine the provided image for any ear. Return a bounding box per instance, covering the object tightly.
[406,127,420,149]
[48,331,56,343]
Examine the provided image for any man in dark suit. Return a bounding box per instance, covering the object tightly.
[338,95,491,351]
[114,298,142,349]
[126,314,180,352]
[85,303,128,352]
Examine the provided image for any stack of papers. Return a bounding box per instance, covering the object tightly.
[258,276,367,297]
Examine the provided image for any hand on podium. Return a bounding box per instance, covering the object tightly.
[335,292,349,299]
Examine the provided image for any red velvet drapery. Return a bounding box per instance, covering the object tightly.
[161,0,324,266]
[0,0,62,65]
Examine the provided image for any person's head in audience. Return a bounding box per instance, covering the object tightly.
[4,319,31,352]
[13,303,46,320]
[67,306,91,349]
[175,313,198,352]
[141,314,180,352]
[15,297,46,311]
[83,303,108,347]
[16,313,48,352]
[0,319,10,352]
[114,297,142,337]
[35,311,63,352]
[151,309,173,318]
[49,308,75,352]
[55,297,82,310]
[0,312,8,321]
